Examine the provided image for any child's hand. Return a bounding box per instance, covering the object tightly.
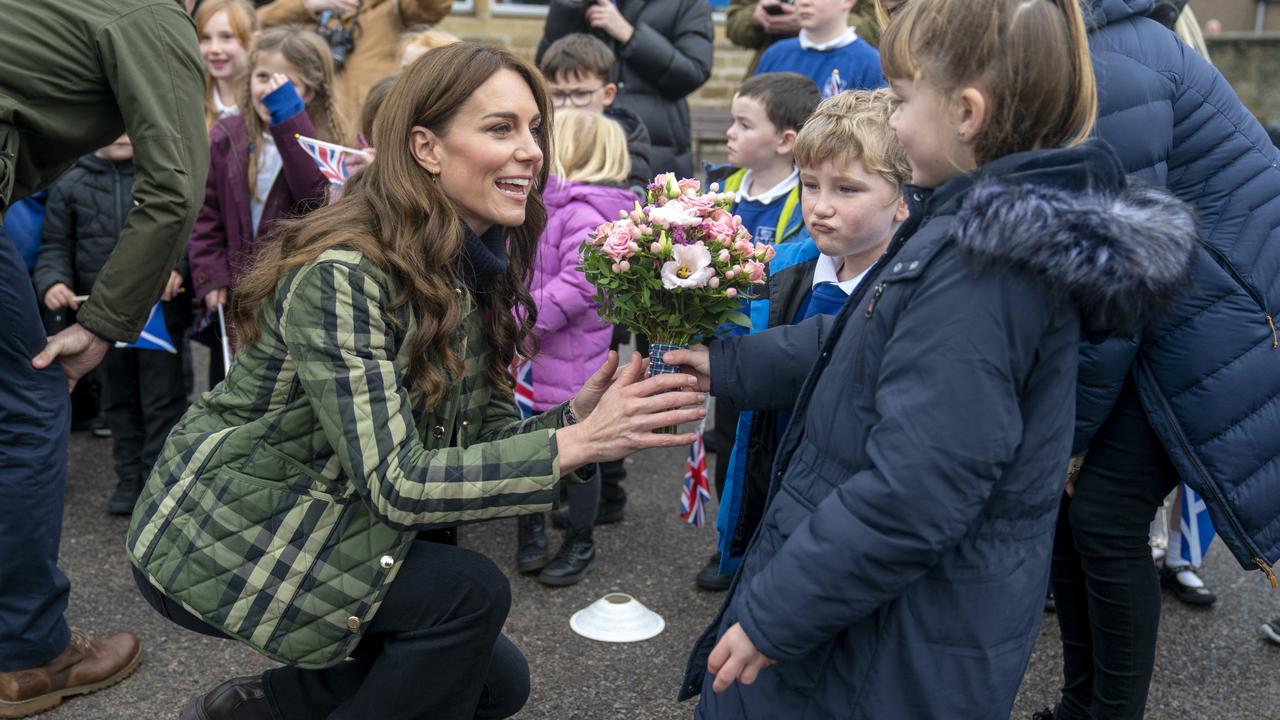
[265,73,292,97]
[161,271,184,302]
[708,623,776,694]
[659,344,711,392]
[204,287,228,312]
[44,283,79,311]
[586,0,635,44]
[344,147,375,176]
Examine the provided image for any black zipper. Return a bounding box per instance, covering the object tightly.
[854,283,886,385]
[1139,359,1277,587]
[1199,242,1276,349]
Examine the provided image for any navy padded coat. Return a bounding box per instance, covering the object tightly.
[1083,0,1280,576]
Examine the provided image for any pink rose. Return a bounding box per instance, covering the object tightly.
[726,287,738,298]
[678,177,701,195]
[744,260,766,284]
[703,218,737,245]
[602,221,638,261]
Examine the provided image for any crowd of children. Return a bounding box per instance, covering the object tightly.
[7,0,1280,717]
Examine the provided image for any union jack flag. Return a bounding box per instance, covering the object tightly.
[680,400,713,527]
[509,356,535,420]
[295,134,369,187]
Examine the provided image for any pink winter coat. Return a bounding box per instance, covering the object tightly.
[529,177,637,411]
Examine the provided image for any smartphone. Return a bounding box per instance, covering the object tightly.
[763,0,792,15]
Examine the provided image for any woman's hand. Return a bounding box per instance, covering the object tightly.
[568,350,632,421]
[708,623,776,694]
[656,344,711,392]
[304,0,361,17]
[204,287,228,312]
[586,0,635,44]
[556,353,706,471]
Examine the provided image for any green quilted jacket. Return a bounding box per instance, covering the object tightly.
[127,247,579,668]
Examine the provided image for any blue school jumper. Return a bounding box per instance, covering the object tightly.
[753,29,885,98]
[724,168,803,246]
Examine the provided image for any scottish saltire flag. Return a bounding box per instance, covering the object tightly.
[295,134,369,187]
[822,68,845,99]
[509,357,535,420]
[680,401,712,527]
[115,303,176,353]
[1178,483,1216,567]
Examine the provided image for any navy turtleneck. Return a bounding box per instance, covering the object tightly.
[461,224,509,292]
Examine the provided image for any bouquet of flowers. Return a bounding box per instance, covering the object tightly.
[579,172,777,382]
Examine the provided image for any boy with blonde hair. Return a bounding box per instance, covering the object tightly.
[712,88,910,579]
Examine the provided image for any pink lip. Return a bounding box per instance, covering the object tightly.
[810,222,835,233]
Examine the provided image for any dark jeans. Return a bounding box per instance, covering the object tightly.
[101,345,187,483]
[0,231,72,670]
[1050,378,1180,720]
[135,539,528,720]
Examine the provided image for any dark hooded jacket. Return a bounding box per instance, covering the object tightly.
[537,0,714,178]
[1084,0,1280,576]
[604,106,654,195]
[680,141,1197,719]
[34,155,136,297]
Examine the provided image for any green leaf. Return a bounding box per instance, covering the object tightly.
[726,311,751,328]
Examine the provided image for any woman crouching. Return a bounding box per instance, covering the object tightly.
[126,43,705,720]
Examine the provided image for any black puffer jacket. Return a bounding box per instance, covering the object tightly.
[538,0,714,178]
[33,154,135,297]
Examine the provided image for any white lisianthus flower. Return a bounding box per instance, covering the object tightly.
[649,201,702,228]
[661,243,715,289]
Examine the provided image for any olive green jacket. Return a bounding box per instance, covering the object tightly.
[128,248,582,668]
[0,0,207,341]
[725,0,881,76]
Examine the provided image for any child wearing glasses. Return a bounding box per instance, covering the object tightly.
[538,34,653,196]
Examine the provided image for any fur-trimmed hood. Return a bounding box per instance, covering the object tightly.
[939,141,1197,336]
[952,179,1197,335]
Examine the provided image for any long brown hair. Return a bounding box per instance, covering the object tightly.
[240,26,349,198]
[195,0,259,131]
[880,0,1097,166]
[235,43,552,407]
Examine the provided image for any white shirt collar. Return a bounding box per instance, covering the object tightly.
[812,253,869,294]
[737,167,799,205]
[798,27,858,52]
[213,87,238,118]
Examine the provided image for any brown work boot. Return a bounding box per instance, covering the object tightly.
[0,628,142,718]
[180,676,272,720]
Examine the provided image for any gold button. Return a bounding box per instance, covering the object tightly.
[379,555,395,570]
[461,420,469,428]
[346,616,361,630]
[433,425,445,438]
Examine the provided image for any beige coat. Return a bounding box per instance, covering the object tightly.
[258,0,452,127]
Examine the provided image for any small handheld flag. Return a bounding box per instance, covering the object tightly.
[680,399,713,527]
[115,303,176,353]
[509,356,535,420]
[1177,483,1216,567]
[216,302,233,370]
[295,134,371,187]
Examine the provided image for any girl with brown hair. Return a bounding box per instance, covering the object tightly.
[128,43,705,720]
[187,26,345,364]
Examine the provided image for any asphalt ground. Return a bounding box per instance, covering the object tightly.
[39,347,1280,719]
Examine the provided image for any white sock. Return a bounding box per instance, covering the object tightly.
[1175,568,1205,589]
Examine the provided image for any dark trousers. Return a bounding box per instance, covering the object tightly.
[136,540,528,720]
[0,232,72,670]
[100,345,187,483]
[1050,378,1180,720]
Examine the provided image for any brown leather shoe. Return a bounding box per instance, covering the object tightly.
[0,628,142,718]
[180,676,272,720]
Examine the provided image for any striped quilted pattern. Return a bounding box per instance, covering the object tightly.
[127,248,577,668]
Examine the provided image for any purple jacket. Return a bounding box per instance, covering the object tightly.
[529,177,636,410]
[188,112,328,299]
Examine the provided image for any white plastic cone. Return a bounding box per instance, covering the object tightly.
[569,593,665,643]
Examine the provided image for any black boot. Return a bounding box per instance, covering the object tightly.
[107,473,142,516]
[537,527,596,587]
[515,513,549,574]
[696,552,731,591]
[550,497,625,529]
